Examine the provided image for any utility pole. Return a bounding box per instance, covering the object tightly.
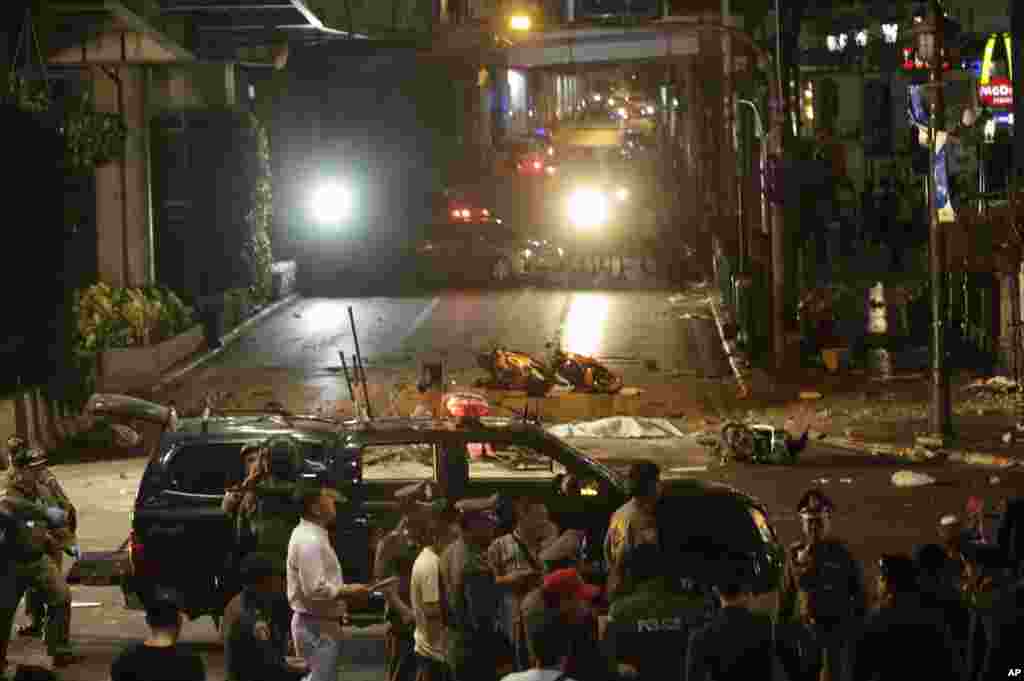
[924,0,952,441]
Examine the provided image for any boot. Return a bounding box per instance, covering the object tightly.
[44,600,82,666]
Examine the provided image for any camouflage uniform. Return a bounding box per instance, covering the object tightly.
[0,446,77,664]
[19,463,77,637]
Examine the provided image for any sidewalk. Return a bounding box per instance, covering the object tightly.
[702,289,1024,468]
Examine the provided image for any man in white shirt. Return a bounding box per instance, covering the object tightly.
[287,482,371,681]
[411,502,458,681]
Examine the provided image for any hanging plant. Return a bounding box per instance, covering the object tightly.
[63,90,128,173]
[5,71,50,113]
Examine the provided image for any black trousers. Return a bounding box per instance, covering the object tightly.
[386,626,417,681]
[416,653,452,681]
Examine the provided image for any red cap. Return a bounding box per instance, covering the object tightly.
[542,568,601,602]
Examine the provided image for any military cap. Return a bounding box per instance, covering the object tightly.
[796,489,834,518]
[12,446,47,470]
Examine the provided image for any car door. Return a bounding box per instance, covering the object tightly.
[133,440,245,618]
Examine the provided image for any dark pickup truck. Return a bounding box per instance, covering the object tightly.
[70,394,784,626]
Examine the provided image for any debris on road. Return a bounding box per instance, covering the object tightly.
[962,376,1019,395]
[840,477,854,484]
[891,470,937,487]
[71,602,103,608]
[989,475,1001,485]
[620,387,644,397]
[547,417,685,439]
[799,391,823,400]
[670,465,709,474]
[814,478,831,485]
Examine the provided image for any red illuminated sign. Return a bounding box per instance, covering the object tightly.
[979,77,1014,108]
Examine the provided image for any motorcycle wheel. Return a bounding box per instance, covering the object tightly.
[721,422,755,462]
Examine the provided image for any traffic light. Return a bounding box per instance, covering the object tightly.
[863,79,893,157]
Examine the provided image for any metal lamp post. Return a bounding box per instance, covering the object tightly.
[914,0,953,443]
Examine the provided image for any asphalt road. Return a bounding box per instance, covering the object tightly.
[211,289,728,377]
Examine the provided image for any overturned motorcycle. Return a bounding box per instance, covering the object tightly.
[700,422,808,465]
[476,347,623,395]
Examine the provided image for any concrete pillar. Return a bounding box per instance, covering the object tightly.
[92,65,153,288]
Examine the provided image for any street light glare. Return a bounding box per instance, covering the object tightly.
[509,15,530,30]
[311,182,350,224]
[568,188,608,229]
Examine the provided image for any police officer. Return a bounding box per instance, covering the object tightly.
[778,489,865,681]
[376,481,436,681]
[439,496,508,681]
[960,542,1018,681]
[0,444,80,668]
[604,461,660,601]
[8,443,78,640]
[604,542,709,681]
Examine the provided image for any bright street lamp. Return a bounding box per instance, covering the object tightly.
[311,181,351,225]
[568,188,608,229]
[509,15,531,31]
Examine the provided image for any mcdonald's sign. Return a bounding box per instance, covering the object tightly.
[978,33,1013,109]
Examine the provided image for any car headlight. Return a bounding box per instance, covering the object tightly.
[568,188,608,229]
[615,187,630,201]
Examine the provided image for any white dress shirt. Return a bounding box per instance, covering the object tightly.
[287,518,347,619]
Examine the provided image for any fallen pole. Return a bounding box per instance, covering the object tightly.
[348,306,374,419]
[339,351,356,407]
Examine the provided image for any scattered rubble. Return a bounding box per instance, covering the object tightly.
[891,470,936,487]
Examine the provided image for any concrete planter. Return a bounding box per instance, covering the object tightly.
[99,324,205,392]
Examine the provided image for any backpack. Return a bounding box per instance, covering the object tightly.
[796,542,857,621]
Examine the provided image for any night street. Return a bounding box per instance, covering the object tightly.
[155,287,733,420]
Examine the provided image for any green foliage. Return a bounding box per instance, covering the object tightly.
[72,283,195,355]
[222,287,253,331]
[63,90,128,173]
[243,113,274,305]
[5,72,49,112]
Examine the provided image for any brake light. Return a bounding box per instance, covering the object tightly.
[129,531,158,579]
[451,209,460,218]
[533,161,542,170]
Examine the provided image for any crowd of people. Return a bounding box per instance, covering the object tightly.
[3,431,1024,681]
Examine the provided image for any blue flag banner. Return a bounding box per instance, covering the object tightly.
[906,85,956,223]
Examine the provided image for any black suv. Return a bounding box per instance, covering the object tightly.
[71,394,784,626]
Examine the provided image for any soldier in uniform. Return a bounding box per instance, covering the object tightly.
[778,489,865,681]
[1,471,72,678]
[604,461,661,601]
[604,542,710,681]
[223,437,304,648]
[8,442,78,640]
[439,496,509,681]
[0,443,81,667]
[375,481,437,681]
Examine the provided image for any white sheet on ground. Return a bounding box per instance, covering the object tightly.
[546,416,685,439]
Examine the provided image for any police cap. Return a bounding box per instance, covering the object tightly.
[796,489,833,518]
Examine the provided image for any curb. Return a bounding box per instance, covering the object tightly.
[151,293,301,391]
